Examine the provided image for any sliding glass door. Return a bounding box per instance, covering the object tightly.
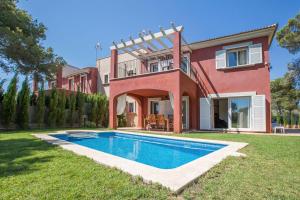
[229,97,250,129]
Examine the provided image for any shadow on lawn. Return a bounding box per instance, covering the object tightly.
[0,137,55,178]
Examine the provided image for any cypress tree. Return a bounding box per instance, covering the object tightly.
[291,112,296,127]
[36,86,45,128]
[69,93,76,127]
[2,74,18,127]
[16,77,30,129]
[76,91,84,127]
[57,90,66,127]
[48,88,58,127]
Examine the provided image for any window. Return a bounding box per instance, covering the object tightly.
[150,101,159,114]
[68,79,74,91]
[181,56,189,73]
[150,62,159,72]
[50,81,56,89]
[230,97,250,128]
[128,102,135,113]
[227,48,248,67]
[80,76,86,93]
[104,74,109,84]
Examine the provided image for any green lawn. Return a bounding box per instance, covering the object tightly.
[0,130,299,200]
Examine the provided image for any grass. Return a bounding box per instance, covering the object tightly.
[0,129,299,200]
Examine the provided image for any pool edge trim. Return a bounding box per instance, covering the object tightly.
[32,131,248,193]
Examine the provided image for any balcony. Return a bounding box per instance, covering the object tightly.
[115,54,193,80]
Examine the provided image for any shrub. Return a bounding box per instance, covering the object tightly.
[16,77,30,129]
[48,88,58,127]
[57,90,66,127]
[76,91,85,127]
[69,92,76,127]
[2,74,18,127]
[276,114,281,125]
[283,112,289,127]
[291,112,296,126]
[36,87,45,128]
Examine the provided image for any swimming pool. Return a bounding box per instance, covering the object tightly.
[51,131,227,169]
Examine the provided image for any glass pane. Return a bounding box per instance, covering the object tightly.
[227,52,237,67]
[150,63,158,72]
[180,57,188,73]
[231,97,250,128]
[151,102,159,114]
[238,50,247,65]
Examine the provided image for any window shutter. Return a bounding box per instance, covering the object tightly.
[200,98,211,130]
[215,50,226,69]
[249,43,262,64]
[252,95,266,132]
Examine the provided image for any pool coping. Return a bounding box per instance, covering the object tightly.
[33,130,248,193]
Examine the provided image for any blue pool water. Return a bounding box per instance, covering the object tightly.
[51,132,227,169]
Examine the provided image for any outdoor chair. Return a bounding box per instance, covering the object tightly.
[145,114,157,130]
[157,114,166,130]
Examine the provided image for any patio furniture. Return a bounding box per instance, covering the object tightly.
[145,114,157,130]
[274,126,285,134]
[157,114,166,130]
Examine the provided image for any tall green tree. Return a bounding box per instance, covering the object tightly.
[48,88,58,127]
[57,90,66,127]
[76,91,85,127]
[276,12,300,86]
[0,78,5,105]
[271,73,299,121]
[0,0,65,79]
[69,93,76,127]
[1,74,17,127]
[16,77,30,129]
[36,86,45,128]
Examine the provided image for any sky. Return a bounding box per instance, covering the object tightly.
[1,0,300,89]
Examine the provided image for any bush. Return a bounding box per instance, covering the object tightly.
[48,88,58,127]
[76,91,85,127]
[291,112,296,126]
[69,92,76,127]
[57,90,66,127]
[36,87,45,128]
[16,77,30,129]
[276,114,281,125]
[2,74,18,127]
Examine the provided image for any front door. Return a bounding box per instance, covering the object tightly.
[182,96,189,129]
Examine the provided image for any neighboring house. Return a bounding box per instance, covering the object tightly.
[35,65,98,94]
[107,24,277,133]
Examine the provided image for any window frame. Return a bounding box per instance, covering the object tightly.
[226,47,249,68]
[68,77,74,91]
[128,102,135,113]
[80,74,87,93]
[104,73,109,84]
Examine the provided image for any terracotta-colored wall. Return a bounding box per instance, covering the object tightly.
[59,68,98,94]
[191,36,271,132]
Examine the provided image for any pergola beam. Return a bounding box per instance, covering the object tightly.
[139,33,159,51]
[160,26,174,44]
[129,37,152,54]
[113,41,141,60]
[110,25,183,50]
[149,30,170,50]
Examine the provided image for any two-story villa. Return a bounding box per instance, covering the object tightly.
[102,24,277,133]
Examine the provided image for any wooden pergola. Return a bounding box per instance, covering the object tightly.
[110,23,192,60]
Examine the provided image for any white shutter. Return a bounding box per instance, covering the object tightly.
[249,43,262,64]
[252,95,266,132]
[200,98,211,130]
[215,50,226,69]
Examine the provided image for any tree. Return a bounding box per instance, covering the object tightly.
[76,91,85,127]
[271,73,299,116]
[57,90,66,127]
[0,78,5,105]
[276,12,300,86]
[1,74,17,127]
[16,77,30,129]
[0,0,65,80]
[48,88,58,127]
[276,13,300,54]
[69,93,76,127]
[36,86,45,128]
